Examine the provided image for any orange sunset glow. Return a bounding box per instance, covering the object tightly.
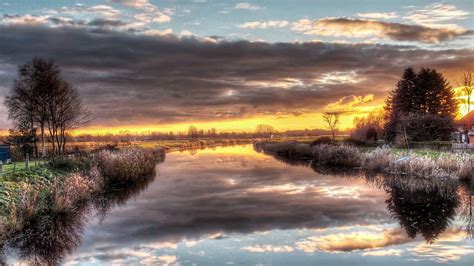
[1,1,474,266]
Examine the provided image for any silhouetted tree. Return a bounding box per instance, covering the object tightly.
[322,112,340,140]
[4,58,91,156]
[188,125,198,140]
[384,67,457,142]
[351,110,385,141]
[255,124,275,138]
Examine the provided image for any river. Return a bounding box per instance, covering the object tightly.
[4,145,474,265]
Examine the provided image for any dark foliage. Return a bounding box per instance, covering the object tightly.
[384,67,457,142]
[400,113,455,142]
[310,136,336,146]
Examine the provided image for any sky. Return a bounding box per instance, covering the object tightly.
[0,0,472,134]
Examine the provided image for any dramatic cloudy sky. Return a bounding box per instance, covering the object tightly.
[0,0,472,133]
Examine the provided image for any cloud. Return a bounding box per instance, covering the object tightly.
[241,245,294,253]
[296,228,411,252]
[357,12,398,19]
[0,24,471,129]
[292,18,470,43]
[404,3,470,28]
[406,229,473,263]
[61,152,394,262]
[143,28,173,36]
[0,14,147,32]
[238,20,289,29]
[362,248,402,256]
[234,2,261,10]
[0,14,50,25]
[325,94,374,113]
[111,0,152,9]
[58,5,121,19]
[134,13,171,23]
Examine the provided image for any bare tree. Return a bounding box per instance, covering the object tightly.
[5,58,91,156]
[188,125,198,140]
[255,124,275,138]
[47,81,92,154]
[323,112,340,140]
[457,71,473,113]
[5,58,61,158]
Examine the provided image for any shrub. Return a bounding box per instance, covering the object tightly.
[362,148,394,171]
[48,156,95,173]
[52,169,102,211]
[454,155,474,181]
[311,144,362,167]
[343,137,366,147]
[96,147,157,183]
[254,142,313,158]
[310,137,336,146]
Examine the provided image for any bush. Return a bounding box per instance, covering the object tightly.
[399,113,455,142]
[255,140,474,181]
[362,148,394,171]
[310,137,336,146]
[48,156,95,173]
[52,169,102,211]
[343,137,367,147]
[311,144,362,167]
[453,155,474,181]
[96,147,157,183]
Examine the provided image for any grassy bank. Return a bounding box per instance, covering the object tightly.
[0,147,165,242]
[254,141,474,181]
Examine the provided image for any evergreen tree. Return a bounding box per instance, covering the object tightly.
[384,67,417,141]
[384,67,457,142]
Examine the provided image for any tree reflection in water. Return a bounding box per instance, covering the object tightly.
[2,149,474,265]
[458,181,474,238]
[271,149,470,243]
[314,163,463,243]
[383,176,459,243]
[0,175,155,265]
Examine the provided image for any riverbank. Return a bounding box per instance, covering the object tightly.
[254,141,474,181]
[0,147,165,244]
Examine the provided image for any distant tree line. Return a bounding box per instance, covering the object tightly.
[4,57,91,158]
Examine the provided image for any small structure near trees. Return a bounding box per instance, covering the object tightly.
[0,144,11,164]
[456,110,474,144]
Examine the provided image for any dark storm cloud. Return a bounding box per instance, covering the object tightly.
[87,18,129,27]
[0,24,472,127]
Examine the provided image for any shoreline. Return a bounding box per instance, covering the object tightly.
[254,141,474,182]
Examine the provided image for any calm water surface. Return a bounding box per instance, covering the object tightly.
[7,145,474,265]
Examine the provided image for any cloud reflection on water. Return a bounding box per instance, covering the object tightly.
[3,145,473,265]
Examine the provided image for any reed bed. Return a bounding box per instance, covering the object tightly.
[96,147,158,183]
[255,141,474,181]
[0,147,164,239]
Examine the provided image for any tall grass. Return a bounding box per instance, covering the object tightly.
[96,147,157,183]
[255,141,474,181]
[0,147,164,241]
[255,142,361,167]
